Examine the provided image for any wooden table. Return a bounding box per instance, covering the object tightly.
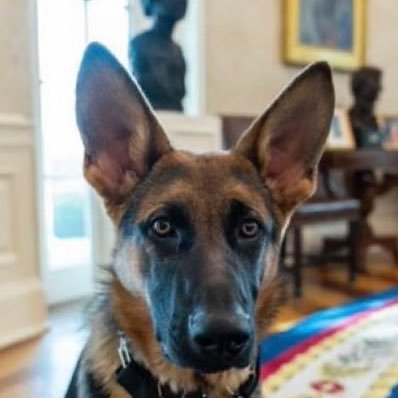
[321,149,398,269]
[220,115,398,269]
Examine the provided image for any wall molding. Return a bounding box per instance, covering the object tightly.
[0,113,47,348]
[0,113,32,129]
[0,277,48,349]
[157,112,222,151]
[0,323,48,349]
[0,113,33,146]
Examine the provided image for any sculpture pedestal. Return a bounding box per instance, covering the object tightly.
[157,112,222,152]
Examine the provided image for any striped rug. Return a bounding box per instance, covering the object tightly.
[260,288,398,398]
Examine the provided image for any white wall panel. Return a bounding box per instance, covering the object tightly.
[0,116,48,348]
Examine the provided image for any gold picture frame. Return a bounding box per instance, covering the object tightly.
[326,108,355,149]
[283,0,367,71]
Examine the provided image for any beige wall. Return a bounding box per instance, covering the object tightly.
[0,0,33,118]
[0,0,47,348]
[205,0,398,116]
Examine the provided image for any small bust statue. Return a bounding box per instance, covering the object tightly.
[129,0,187,111]
[349,66,384,148]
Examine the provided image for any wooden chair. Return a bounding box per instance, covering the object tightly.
[221,115,361,297]
[285,165,361,296]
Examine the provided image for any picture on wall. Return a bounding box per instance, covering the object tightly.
[382,116,398,149]
[327,108,355,149]
[283,0,366,71]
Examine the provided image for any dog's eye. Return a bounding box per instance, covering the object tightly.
[239,220,260,239]
[152,218,174,238]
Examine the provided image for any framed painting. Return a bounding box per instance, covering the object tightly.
[326,108,355,149]
[283,0,367,71]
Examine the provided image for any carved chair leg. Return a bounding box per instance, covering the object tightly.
[348,221,359,283]
[293,226,303,297]
[393,242,398,266]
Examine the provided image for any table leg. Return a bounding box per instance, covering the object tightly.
[323,172,398,270]
[354,172,398,267]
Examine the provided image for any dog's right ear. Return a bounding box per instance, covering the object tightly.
[76,43,172,210]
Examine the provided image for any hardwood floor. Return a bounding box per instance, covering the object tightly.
[272,256,398,332]
[0,258,397,397]
[0,301,88,398]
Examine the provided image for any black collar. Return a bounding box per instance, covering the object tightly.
[115,334,260,398]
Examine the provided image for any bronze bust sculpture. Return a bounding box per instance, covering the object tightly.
[349,66,383,148]
[129,0,187,111]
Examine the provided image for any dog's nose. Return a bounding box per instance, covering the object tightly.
[189,312,251,360]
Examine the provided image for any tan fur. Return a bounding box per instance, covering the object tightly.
[265,172,316,220]
[135,152,270,223]
[113,239,146,297]
[83,158,129,223]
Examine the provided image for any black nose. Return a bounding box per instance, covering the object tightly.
[189,312,251,360]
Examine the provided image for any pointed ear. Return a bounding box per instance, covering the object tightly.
[234,62,335,215]
[76,43,172,211]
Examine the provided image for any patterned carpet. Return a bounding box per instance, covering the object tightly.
[260,289,398,398]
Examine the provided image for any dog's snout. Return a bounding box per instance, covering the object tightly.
[189,311,251,360]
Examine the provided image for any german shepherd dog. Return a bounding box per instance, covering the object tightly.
[66,43,334,398]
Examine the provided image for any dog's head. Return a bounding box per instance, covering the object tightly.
[76,43,334,374]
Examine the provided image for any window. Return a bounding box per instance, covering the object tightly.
[37,0,129,301]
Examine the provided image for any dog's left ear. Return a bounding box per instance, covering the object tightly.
[234,62,335,215]
[76,42,172,209]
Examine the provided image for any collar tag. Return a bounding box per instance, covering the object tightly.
[118,333,131,368]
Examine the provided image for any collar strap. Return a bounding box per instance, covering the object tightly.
[116,334,260,398]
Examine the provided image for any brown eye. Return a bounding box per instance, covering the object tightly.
[152,218,173,237]
[240,220,260,239]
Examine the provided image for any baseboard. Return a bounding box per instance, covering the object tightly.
[0,322,48,349]
[0,278,49,349]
